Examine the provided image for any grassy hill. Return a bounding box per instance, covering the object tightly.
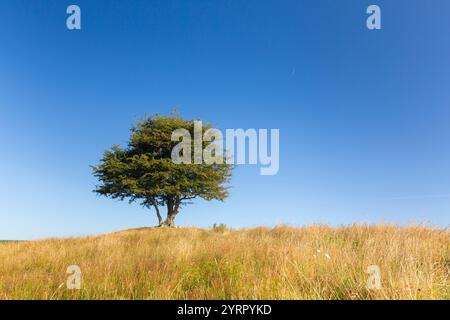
[0,225,448,300]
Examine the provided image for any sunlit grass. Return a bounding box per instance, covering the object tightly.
[0,225,448,300]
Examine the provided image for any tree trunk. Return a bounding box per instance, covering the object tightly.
[154,205,163,226]
[164,196,179,227]
[164,207,178,227]
[164,212,177,227]
[148,198,163,226]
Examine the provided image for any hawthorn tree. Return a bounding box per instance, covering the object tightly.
[92,115,232,227]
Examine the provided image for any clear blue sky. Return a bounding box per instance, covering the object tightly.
[1,0,449,239]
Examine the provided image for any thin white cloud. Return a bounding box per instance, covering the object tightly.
[379,194,450,201]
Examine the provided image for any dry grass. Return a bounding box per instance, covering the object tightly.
[0,225,448,300]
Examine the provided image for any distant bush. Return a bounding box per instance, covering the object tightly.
[211,223,231,233]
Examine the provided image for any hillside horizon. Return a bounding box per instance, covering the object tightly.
[2,221,448,242]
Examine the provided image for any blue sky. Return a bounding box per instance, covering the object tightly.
[1,0,449,239]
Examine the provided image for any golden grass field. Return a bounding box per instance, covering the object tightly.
[0,225,448,300]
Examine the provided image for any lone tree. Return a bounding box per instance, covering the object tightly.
[92,114,232,227]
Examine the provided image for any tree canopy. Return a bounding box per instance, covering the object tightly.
[92,114,233,227]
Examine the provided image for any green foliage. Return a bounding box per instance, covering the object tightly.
[211,223,231,233]
[92,114,233,226]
